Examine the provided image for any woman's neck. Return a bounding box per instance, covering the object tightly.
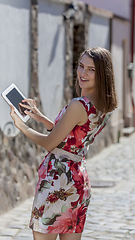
[81,90,97,106]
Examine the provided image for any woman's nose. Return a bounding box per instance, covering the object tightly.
[81,68,87,76]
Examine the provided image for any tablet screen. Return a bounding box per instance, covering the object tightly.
[6,87,26,116]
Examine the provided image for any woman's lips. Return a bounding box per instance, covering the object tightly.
[80,77,89,82]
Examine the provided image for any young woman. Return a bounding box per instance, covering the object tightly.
[10,47,117,240]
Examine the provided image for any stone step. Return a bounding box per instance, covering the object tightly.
[122,127,135,136]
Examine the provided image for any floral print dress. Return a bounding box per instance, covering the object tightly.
[29,96,111,234]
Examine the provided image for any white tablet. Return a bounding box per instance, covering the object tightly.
[1,83,30,122]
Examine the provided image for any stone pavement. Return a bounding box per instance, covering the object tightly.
[0,133,135,240]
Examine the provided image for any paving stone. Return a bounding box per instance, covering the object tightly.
[13,238,33,240]
[1,215,16,221]
[8,221,28,226]
[104,223,126,229]
[95,236,116,240]
[0,237,12,240]
[81,237,91,240]
[0,219,11,225]
[129,230,135,235]
[0,222,9,227]
[114,233,127,238]
[108,229,129,234]
[0,228,19,236]
[13,217,30,222]
[16,229,33,238]
[122,225,135,230]
[6,225,25,229]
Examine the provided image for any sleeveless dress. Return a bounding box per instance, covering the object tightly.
[29,96,111,234]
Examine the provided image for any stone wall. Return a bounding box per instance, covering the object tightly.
[0,121,47,215]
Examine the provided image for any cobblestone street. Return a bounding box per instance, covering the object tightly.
[0,133,135,240]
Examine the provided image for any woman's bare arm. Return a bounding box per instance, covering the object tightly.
[10,99,87,152]
[19,99,54,131]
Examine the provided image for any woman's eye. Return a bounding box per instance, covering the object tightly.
[89,68,95,71]
[79,64,83,68]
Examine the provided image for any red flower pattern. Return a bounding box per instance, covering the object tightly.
[71,171,84,206]
[55,97,110,157]
[47,204,87,233]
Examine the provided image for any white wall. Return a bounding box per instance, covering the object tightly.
[79,0,131,20]
[38,0,65,121]
[88,13,110,49]
[111,18,130,131]
[0,0,31,135]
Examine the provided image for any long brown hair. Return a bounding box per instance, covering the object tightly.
[76,47,118,113]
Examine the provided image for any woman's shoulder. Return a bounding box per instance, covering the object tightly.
[72,97,112,124]
[73,96,96,115]
[73,96,90,104]
[54,98,88,124]
[68,97,88,113]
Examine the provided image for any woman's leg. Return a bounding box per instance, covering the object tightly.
[59,233,82,240]
[33,231,58,240]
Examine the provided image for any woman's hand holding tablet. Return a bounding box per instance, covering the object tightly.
[1,83,54,131]
[1,83,30,122]
[19,98,46,123]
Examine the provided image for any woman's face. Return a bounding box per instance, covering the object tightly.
[77,54,96,94]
